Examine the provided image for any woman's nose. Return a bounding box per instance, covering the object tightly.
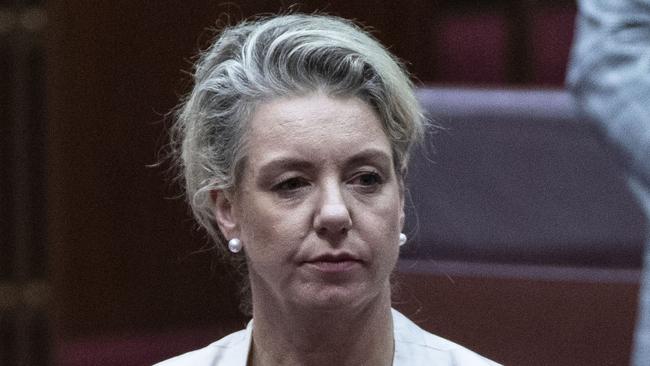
[313,183,352,237]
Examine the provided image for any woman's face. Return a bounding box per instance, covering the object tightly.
[215,93,404,312]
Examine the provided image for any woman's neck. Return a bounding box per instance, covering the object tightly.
[248,289,394,366]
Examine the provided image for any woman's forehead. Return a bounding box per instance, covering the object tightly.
[244,93,392,163]
[248,94,383,138]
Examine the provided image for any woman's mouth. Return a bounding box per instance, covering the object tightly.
[303,254,363,273]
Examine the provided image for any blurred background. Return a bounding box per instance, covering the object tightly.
[1,0,646,365]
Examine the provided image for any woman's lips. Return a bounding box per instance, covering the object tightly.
[303,254,362,273]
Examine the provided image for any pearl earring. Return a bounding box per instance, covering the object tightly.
[399,233,407,246]
[228,238,242,253]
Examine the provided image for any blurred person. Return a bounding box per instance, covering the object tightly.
[155,13,500,366]
[567,1,650,364]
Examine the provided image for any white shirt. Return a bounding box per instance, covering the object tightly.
[155,309,500,365]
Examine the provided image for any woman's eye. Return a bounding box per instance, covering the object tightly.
[274,177,308,192]
[351,172,383,187]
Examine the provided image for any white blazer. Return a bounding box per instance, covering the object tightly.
[155,309,500,365]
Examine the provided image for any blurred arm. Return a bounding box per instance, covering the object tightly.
[567,0,650,186]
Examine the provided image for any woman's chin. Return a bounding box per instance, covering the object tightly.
[291,283,385,312]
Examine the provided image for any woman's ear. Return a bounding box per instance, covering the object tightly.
[398,171,406,231]
[399,191,406,231]
[211,190,238,238]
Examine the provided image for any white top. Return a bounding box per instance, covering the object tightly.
[155,309,500,365]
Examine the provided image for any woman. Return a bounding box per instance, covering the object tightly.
[157,13,499,366]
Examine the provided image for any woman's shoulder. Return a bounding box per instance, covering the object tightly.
[392,309,501,366]
[153,325,251,366]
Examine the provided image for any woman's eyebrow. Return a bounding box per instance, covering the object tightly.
[255,149,392,180]
[256,157,314,178]
[346,149,392,168]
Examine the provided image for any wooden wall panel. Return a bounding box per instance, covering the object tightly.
[2,2,51,365]
[46,1,247,340]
